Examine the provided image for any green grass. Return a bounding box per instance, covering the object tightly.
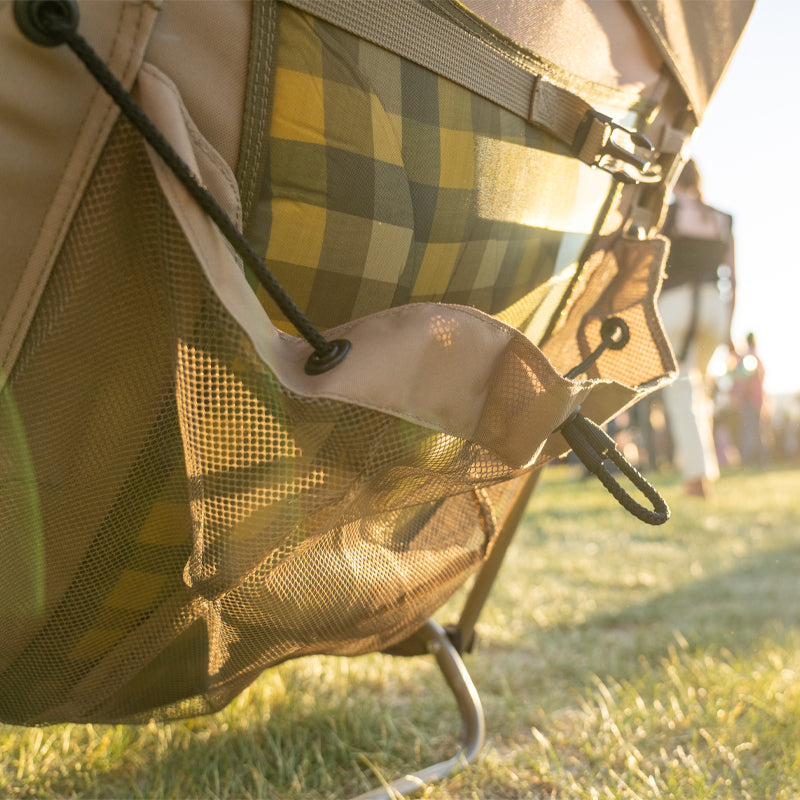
[3,465,800,799]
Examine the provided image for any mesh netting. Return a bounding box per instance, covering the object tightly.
[0,120,531,724]
[0,0,753,732]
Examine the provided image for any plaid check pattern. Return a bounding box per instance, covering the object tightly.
[0,5,670,725]
[248,6,613,335]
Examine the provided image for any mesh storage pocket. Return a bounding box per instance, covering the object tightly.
[0,122,197,723]
[0,119,527,723]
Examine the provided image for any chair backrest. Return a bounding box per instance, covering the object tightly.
[0,0,753,724]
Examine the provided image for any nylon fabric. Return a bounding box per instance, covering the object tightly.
[143,0,251,175]
[248,6,615,335]
[631,0,756,121]
[462,0,664,95]
[0,0,752,727]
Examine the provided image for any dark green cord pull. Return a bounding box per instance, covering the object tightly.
[559,411,670,525]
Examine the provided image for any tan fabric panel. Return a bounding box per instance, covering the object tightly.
[462,0,664,95]
[0,0,159,384]
[143,0,251,175]
[631,0,756,120]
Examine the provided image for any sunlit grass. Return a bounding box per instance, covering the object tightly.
[2,465,799,798]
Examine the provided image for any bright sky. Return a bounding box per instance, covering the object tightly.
[689,0,799,397]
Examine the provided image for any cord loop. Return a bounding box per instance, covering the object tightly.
[559,411,670,525]
[565,317,630,380]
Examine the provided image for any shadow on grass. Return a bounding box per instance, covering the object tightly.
[33,546,800,799]
[15,468,800,799]
[31,654,457,800]
[469,540,800,722]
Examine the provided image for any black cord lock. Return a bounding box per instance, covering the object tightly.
[304,339,352,375]
[558,410,670,525]
[14,0,79,46]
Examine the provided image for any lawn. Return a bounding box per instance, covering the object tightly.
[2,464,800,799]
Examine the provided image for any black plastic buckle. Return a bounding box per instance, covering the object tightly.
[574,111,661,185]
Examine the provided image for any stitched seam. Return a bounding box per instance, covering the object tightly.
[140,63,243,230]
[1,3,151,374]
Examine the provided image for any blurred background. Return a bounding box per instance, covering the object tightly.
[690,0,798,401]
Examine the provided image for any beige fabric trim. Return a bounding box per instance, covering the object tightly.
[137,65,667,471]
[0,0,160,385]
[143,0,251,175]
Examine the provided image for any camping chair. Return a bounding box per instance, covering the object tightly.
[0,1,753,796]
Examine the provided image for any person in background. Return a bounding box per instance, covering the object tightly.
[658,160,736,498]
[734,331,766,466]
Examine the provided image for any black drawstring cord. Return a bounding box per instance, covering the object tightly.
[560,316,670,525]
[14,0,350,375]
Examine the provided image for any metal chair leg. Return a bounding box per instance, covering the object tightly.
[350,618,485,800]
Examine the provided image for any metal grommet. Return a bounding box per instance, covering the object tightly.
[600,316,630,351]
[304,339,351,375]
[13,0,79,47]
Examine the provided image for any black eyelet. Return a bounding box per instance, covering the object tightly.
[599,316,630,351]
[14,0,79,47]
[304,339,351,375]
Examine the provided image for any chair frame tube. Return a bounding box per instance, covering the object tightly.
[351,618,485,800]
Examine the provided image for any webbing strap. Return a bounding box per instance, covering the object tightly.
[283,0,661,184]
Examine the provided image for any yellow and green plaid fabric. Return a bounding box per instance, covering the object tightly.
[0,5,632,726]
[248,6,616,335]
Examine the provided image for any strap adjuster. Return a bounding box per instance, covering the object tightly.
[573,110,661,185]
